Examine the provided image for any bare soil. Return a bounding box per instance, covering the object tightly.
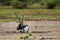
[0,21,60,40]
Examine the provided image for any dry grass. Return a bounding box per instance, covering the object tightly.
[0,9,60,22]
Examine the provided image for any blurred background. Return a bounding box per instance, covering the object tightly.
[0,0,60,22]
[0,0,60,9]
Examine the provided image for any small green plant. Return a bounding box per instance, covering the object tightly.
[20,36,28,40]
[20,33,32,40]
[28,32,32,36]
[20,34,29,40]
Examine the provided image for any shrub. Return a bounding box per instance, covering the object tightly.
[46,0,56,9]
[12,1,27,9]
[47,2,56,9]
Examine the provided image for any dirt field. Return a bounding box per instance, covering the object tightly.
[0,20,60,40]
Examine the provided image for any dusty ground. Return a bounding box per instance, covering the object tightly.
[0,21,60,40]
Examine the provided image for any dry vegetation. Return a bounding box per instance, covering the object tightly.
[0,9,60,22]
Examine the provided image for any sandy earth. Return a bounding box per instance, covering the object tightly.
[0,21,60,40]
